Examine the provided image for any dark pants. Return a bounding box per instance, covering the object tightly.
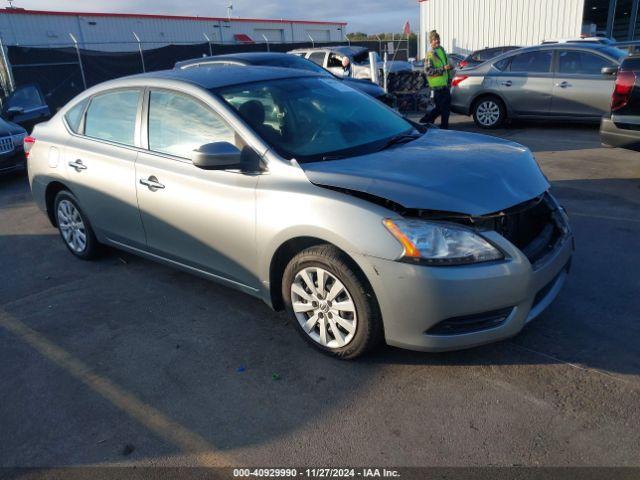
[420,88,451,129]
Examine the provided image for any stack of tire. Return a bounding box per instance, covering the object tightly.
[386,71,430,113]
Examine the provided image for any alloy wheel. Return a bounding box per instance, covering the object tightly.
[476,100,501,127]
[290,266,357,349]
[57,199,87,253]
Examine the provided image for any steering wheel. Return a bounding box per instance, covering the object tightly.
[309,117,331,144]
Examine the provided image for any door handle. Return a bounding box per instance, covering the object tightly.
[139,176,165,191]
[501,80,512,87]
[68,159,87,171]
[556,81,571,88]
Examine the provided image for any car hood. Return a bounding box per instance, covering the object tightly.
[0,116,25,136]
[300,129,549,216]
[343,77,385,97]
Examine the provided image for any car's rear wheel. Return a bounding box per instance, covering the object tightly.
[473,96,506,129]
[54,190,100,260]
[282,245,383,359]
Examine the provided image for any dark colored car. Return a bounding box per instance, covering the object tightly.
[600,54,640,151]
[459,46,522,69]
[0,117,27,174]
[175,52,397,108]
[1,83,51,132]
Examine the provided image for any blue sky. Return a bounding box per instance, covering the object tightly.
[12,0,420,33]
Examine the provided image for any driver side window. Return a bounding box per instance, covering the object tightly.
[148,90,237,159]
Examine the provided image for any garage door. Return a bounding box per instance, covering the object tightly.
[254,28,284,42]
[305,29,330,42]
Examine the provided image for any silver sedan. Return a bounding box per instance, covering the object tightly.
[451,43,627,128]
[26,66,573,358]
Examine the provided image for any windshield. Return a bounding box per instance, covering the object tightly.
[217,77,414,163]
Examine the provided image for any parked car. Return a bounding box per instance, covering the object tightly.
[288,46,412,81]
[0,116,27,174]
[600,54,640,151]
[458,46,521,69]
[451,43,627,128]
[1,83,51,132]
[175,52,397,108]
[542,37,616,45]
[27,66,573,358]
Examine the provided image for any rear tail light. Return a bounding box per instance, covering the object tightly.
[24,136,36,158]
[459,60,468,68]
[612,70,636,111]
[451,75,469,87]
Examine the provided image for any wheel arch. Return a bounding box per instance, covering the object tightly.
[267,236,373,312]
[44,180,75,227]
[471,91,510,118]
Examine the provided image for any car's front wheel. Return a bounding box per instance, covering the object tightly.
[282,245,383,359]
[473,96,506,129]
[54,190,100,260]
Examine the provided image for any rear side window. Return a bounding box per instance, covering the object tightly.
[148,90,236,159]
[621,56,640,70]
[307,51,326,66]
[84,90,140,146]
[558,50,614,75]
[508,51,552,73]
[64,98,88,133]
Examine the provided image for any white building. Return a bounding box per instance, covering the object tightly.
[419,0,640,58]
[0,8,348,52]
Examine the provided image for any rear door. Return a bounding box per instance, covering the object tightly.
[550,49,617,118]
[64,88,147,248]
[494,49,554,116]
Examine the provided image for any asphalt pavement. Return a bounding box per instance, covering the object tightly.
[1,115,639,467]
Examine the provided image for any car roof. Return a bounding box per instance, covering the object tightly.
[290,45,367,55]
[176,52,293,69]
[121,65,321,90]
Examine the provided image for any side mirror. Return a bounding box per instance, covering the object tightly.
[5,106,24,120]
[191,142,243,170]
[601,66,618,76]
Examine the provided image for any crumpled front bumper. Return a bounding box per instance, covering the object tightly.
[353,229,574,352]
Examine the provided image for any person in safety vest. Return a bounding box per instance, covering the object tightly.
[419,30,452,129]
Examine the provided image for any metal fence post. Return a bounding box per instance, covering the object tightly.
[307,32,315,48]
[0,36,15,93]
[69,33,87,90]
[203,33,213,56]
[132,32,145,72]
[261,34,270,52]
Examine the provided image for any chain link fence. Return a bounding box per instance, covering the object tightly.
[0,38,425,113]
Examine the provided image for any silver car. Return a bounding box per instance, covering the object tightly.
[27,66,573,359]
[451,43,627,128]
[289,46,412,80]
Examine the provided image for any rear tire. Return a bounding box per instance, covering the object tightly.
[282,245,383,359]
[54,190,100,260]
[473,96,506,129]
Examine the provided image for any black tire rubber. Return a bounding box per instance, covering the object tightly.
[282,244,383,359]
[53,190,101,260]
[472,95,506,129]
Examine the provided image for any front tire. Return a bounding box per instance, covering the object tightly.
[54,190,100,260]
[473,96,506,129]
[282,245,383,359]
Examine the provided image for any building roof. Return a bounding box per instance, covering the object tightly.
[0,7,347,26]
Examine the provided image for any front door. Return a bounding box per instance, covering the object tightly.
[550,49,617,118]
[135,89,259,290]
[495,49,554,116]
[64,88,146,248]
